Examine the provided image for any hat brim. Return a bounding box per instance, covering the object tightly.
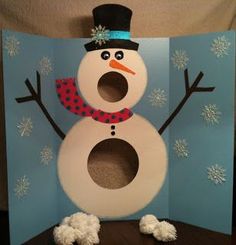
[84,39,139,51]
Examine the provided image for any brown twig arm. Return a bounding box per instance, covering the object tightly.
[158,69,215,135]
[15,71,65,140]
[184,69,190,92]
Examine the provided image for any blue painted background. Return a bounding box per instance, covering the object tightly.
[3,31,59,245]
[2,30,234,244]
[169,31,235,234]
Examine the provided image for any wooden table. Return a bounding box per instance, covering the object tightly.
[1,211,235,245]
[26,220,235,245]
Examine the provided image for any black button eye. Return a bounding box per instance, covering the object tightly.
[115,51,124,60]
[101,51,110,60]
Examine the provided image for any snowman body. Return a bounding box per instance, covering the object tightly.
[58,114,167,217]
[57,48,168,217]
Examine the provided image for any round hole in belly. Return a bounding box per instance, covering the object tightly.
[87,138,139,189]
[97,72,128,102]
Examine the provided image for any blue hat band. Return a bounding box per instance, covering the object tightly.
[109,31,130,40]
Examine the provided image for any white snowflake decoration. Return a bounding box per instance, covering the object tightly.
[4,35,20,57]
[171,50,189,70]
[39,56,53,75]
[40,146,53,165]
[14,175,30,198]
[207,164,226,184]
[17,117,33,136]
[201,104,221,125]
[91,25,110,46]
[211,35,231,58]
[148,88,167,107]
[173,139,189,158]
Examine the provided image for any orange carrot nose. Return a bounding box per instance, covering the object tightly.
[109,59,136,75]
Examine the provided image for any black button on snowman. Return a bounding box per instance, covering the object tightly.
[58,4,167,217]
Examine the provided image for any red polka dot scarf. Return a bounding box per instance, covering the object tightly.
[56,78,133,124]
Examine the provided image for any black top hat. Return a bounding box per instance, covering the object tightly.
[85,4,139,51]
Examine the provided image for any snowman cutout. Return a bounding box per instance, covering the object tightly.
[16,4,215,218]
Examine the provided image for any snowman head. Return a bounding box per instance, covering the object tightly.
[77,4,147,112]
[78,48,147,112]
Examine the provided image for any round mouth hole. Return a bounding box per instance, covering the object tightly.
[97,72,128,102]
[87,138,139,189]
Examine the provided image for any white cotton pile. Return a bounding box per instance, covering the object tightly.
[61,216,71,226]
[139,214,159,234]
[69,213,100,233]
[53,212,100,245]
[53,225,76,245]
[139,214,177,242]
[69,213,100,245]
[153,221,177,242]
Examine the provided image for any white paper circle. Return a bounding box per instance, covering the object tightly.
[58,114,167,218]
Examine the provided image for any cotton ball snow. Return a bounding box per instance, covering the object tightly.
[53,225,76,245]
[54,212,100,245]
[139,214,159,234]
[73,227,85,241]
[86,214,100,232]
[76,229,100,245]
[61,216,71,225]
[69,212,88,229]
[73,225,100,245]
[68,212,100,245]
[69,212,100,233]
[153,221,177,242]
[87,214,99,224]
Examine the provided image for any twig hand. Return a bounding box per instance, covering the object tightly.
[158,69,215,135]
[16,71,65,140]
